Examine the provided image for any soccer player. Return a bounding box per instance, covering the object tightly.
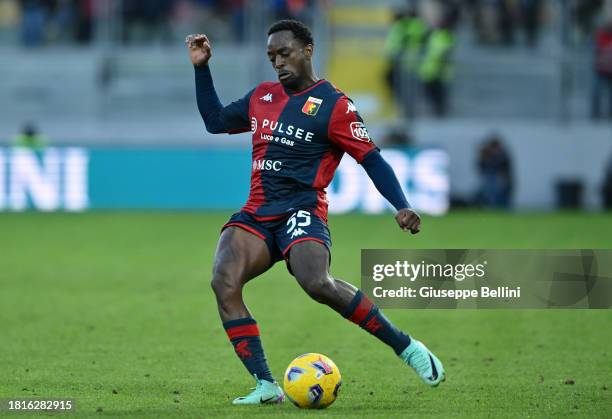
[186,20,445,405]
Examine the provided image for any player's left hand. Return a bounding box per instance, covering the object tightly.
[395,208,421,234]
[185,33,212,66]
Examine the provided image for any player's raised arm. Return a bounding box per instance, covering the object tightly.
[328,96,421,234]
[186,34,253,135]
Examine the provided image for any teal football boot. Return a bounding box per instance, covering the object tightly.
[399,339,446,386]
[232,375,285,405]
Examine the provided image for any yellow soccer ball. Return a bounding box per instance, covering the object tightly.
[283,353,342,409]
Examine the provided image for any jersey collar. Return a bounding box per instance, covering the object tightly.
[284,79,326,96]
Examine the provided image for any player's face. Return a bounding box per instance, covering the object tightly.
[267,31,312,89]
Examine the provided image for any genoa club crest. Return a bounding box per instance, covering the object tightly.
[302,96,322,116]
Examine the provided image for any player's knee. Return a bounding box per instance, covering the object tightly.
[210,264,241,300]
[301,275,336,304]
[211,276,241,304]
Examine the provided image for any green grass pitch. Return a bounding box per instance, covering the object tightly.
[1,212,611,418]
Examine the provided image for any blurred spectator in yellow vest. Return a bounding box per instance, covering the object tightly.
[419,12,456,117]
[13,122,47,150]
[384,6,428,117]
[385,7,428,72]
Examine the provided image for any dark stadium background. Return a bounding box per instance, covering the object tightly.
[0,1,610,417]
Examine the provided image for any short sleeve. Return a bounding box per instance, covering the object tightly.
[327,96,378,163]
[220,88,255,134]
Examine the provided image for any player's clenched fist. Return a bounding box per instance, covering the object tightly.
[186,34,212,67]
[395,208,421,234]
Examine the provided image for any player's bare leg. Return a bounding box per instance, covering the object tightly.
[211,227,284,404]
[287,240,356,312]
[211,227,272,322]
[288,240,445,386]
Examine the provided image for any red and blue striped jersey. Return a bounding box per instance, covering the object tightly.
[219,79,377,222]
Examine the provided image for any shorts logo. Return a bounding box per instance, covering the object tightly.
[302,96,323,116]
[287,210,311,236]
[291,228,307,239]
[350,121,371,142]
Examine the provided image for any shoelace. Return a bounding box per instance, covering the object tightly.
[408,351,431,373]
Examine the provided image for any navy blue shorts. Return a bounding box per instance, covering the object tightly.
[222,209,332,265]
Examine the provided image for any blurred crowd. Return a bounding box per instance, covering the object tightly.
[2,0,611,120]
[1,0,606,48]
[0,0,319,47]
[384,0,610,118]
[10,0,95,46]
[120,0,319,45]
[464,0,604,48]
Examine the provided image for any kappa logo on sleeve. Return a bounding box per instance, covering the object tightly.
[349,122,371,142]
[346,101,357,114]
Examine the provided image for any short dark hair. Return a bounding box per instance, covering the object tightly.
[267,19,313,46]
